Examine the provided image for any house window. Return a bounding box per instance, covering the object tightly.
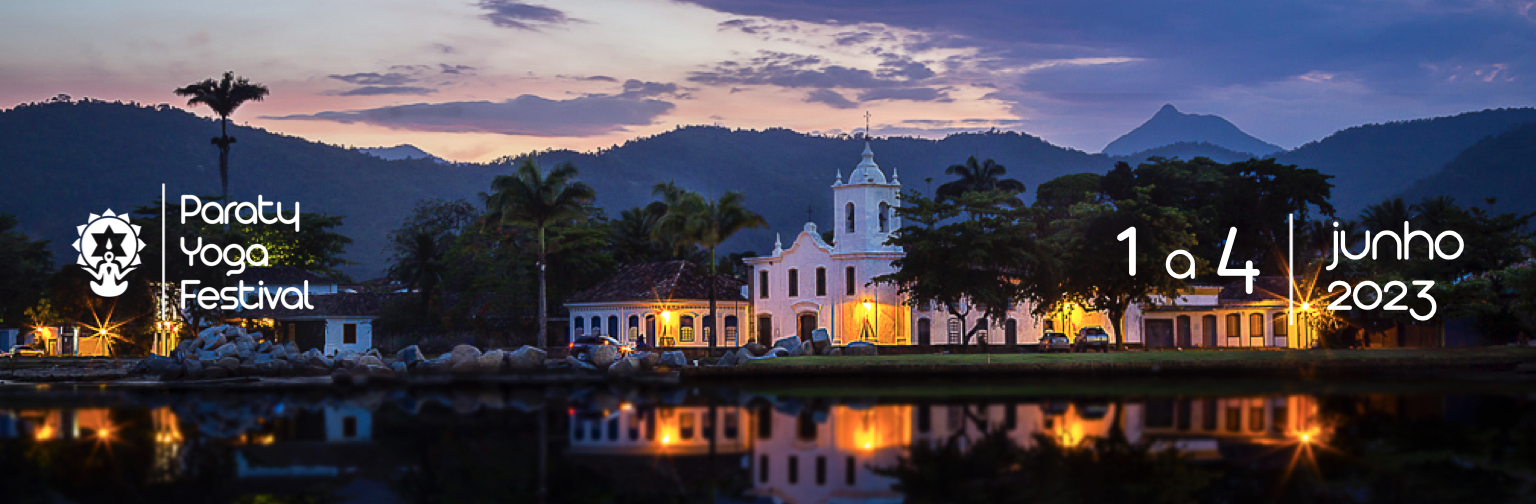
[574,317,584,335]
[680,413,695,440]
[845,203,855,233]
[797,411,817,441]
[788,269,799,297]
[629,315,640,341]
[1249,313,1264,337]
[342,416,358,438]
[789,455,800,484]
[757,405,773,439]
[816,267,826,296]
[845,266,856,295]
[1226,314,1241,338]
[724,411,739,439]
[760,455,770,482]
[608,316,619,338]
[846,456,857,485]
[1250,406,1266,432]
[1226,406,1241,432]
[343,323,357,345]
[878,202,889,232]
[760,270,770,299]
[1272,313,1288,336]
[816,456,827,485]
[591,316,600,336]
[680,315,695,343]
[725,316,739,346]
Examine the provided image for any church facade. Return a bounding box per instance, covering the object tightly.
[745,142,1117,346]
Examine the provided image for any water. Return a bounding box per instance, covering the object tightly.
[1,377,1533,503]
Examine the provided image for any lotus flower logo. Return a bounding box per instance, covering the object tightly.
[72,209,145,298]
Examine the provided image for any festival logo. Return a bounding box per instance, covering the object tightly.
[72,209,144,297]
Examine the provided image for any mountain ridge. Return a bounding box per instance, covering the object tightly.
[1102,104,1283,157]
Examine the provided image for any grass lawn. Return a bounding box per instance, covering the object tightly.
[738,347,1536,367]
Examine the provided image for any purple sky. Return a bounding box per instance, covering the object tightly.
[0,0,1529,161]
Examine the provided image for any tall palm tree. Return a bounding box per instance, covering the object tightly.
[935,156,1027,206]
[483,159,595,347]
[654,190,767,352]
[174,72,270,202]
[389,230,445,311]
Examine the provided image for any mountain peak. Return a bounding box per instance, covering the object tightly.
[1103,105,1281,157]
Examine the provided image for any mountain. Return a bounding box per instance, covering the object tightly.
[0,99,500,279]
[0,100,1112,280]
[1103,104,1282,157]
[359,144,445,163]
[1398,122,1536,217]
[1111,141,1259,165]
[1272,108,1536,217]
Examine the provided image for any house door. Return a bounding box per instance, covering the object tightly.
[917,318,931,345]
[1176,316,1192,347]
[645,315,657,347]
[757,315,773,344]
[798,313,816,341]
[1145,319,1174,349]
[1005,318,1018,346]
[1202,315,1217,347]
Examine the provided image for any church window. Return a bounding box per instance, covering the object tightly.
[788,269,799,297]
[845,266,856,295]
[759,270,769,299]
[879,202,890,232]
[815,267,826,296]
[845,203,855,233]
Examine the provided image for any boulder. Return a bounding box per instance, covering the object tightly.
[829,347,843,357]
[742,342,767,357]
[589,345,621,368]
[811,328,831,351]
[447,345,483,369]
[216,357,242,370]
[717,349,739,366]
[214,342,240,358]
[390,361,408,375]
[253,353,275,364]
[844,341,878,356]
[566,356,598,371]
[395,345,426,366]
[182,360,204,379]
[285,341,300,355]
[608,356,641,376]
[791,340,815,357]
[271,360,292,376]
[175,339,195,355]
[235,338,256,354]
[197,350,218,363]
[257,341,272,353]
[477,349,507,373]
[634,351,660,370]
[506,346,547,369]
[135,355,179,376]
[659,350,688,367]
[358,355,385,368]
[773,336,801,352]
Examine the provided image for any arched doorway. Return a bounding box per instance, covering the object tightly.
[645,315,657,347]
[917,318,931,346]
[1201,315,1217,347]
[1005,318,1018,346]
[798,313,817,341]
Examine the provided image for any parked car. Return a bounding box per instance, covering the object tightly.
[1073,326,1111,353]
[1037,332,1071,353]
[569,336,631,361]
[7,345,44,358]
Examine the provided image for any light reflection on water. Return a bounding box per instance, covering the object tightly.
[0,382,1531,503]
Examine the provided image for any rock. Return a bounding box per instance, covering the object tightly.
[811,329,831,351]
[396,345,426,366]
[634,351,660,370]
[285,341,300,355]
[159,364,184,380]
[390,361,408,375]
[272,360,292,376]
[791,340,815,357]
[257,341,272,353]
[829,347,843,356]
[237,349,255,361]
[477,349,507,373]
[742,342,767,357]
[506,346,547,369]
[773,336,801,352]
[182,360,204,379]
[253,353,275,364]
[566,356,598,371]
[608,356,641,375]
[175,339,195,355]
[844,341,878,356]
[716,349,739,366]
[359,355,385,368]
[302,349,332,368]
[447,345,483,369]
[659,350,688,367]
[136,355,179,375]
[203,366,229,379]
[235,338,256,354]
[214,342,239,358]
[216,357,242,369]
[413,360,445,375]
[590,345,621,368]
[197,350,217,362]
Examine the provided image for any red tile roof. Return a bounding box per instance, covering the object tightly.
[567,261,747,304]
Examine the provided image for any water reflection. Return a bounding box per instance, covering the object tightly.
[0,384,1531,503]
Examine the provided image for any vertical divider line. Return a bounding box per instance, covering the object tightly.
[1288,213,1294,328]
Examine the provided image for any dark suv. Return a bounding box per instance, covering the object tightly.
[569,336,629,361]
[1073,326,1110,353]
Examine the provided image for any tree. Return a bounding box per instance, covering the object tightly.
[1049,189,1198,348]
[877,190,1050,345]
[653,190,767,352]
[174,72,270,202]
[483,159,596,347]
[0,213,53,327]
[936,156,1027,207]
[386,199,477,312]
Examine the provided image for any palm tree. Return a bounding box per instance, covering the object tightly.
[390,230,445,311]
[174,72,270,202]
[483,159,596,347]
[935,156,1027,206]
[654,190,767,352]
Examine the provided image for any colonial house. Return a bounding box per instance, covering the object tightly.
[745,142,1114,347]
[1125,277,1321,349]
[233,267,399,355]
[565,261,751,348]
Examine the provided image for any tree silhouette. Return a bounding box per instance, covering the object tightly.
[483,159,596,347]
[653,189,767,351]
[936,156,1027,207]
[173,72,270,202]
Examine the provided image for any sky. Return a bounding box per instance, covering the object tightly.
[0,0,1530,162]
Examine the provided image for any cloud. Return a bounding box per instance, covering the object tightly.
[688,51,933,89]
[804,89,857,108]
[856,87,950,102]
[336,86,437,96]
[476,0,580,30]
[330,72,415,86]
[617,79,681,99]
[267,94,675,137]
[439,64,476,75]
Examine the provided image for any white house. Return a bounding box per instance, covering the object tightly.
[235,268,400,355]
[565,261,751,348]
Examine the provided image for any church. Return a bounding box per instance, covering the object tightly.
[744,141,1114,347]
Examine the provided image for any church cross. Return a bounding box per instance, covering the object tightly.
[864,111,871,138]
